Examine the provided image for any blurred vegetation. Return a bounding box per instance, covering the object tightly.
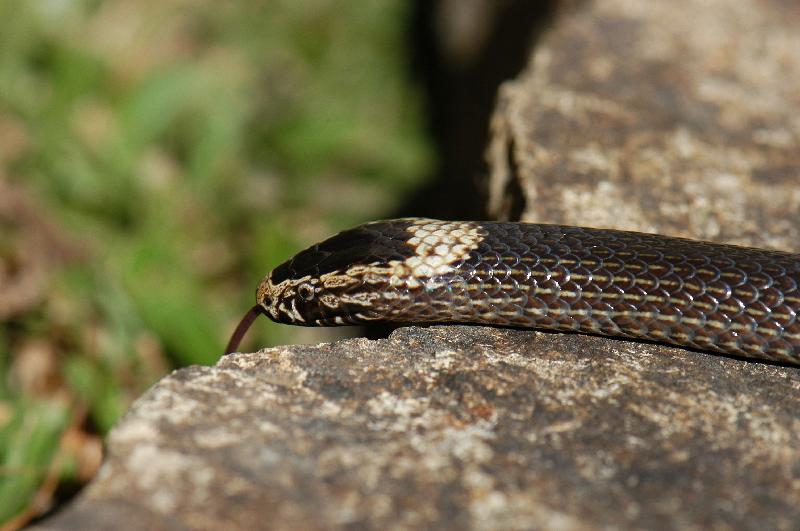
[0,0,432,526]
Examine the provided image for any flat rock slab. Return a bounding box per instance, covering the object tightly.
[41,326,800,530]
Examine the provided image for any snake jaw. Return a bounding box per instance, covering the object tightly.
[257,274,309,324]
[255,269,368,326]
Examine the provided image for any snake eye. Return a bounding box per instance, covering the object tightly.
[297,283,315,301]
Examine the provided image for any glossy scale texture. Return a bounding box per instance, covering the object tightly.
[251,220,800,365]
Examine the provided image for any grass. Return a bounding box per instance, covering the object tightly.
[0,0,432,526]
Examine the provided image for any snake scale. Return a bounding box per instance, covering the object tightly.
[226,218,800,365]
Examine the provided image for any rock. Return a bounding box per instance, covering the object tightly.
[36,326,800,530]
[487,0,800,251]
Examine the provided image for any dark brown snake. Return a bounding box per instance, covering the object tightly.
[226,218,800,365]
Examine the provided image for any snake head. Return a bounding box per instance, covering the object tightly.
[255,222,413,326]
[225,218,484,355]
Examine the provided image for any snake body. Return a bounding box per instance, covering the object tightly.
[227,218,800,365]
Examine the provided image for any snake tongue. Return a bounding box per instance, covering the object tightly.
[224,305,264,355]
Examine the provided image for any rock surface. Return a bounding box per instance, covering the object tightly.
[488,0,800,251]
[38,326,800,530]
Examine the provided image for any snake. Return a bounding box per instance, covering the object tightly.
[225,218,800,365]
